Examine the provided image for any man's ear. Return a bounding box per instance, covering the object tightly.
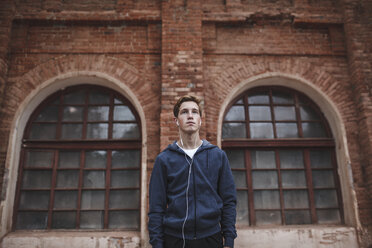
[174,118,179,126]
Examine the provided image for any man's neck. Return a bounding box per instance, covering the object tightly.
[178,132,201,149]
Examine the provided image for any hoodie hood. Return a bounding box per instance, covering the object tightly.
[165,139,217,154]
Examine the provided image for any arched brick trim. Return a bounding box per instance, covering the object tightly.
[0,55,157,246]
[205,58,361,233]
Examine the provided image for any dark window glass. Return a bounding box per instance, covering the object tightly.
[223,86,342,226]
[15,85,141,231]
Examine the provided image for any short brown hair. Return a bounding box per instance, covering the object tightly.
[173,95,202,117]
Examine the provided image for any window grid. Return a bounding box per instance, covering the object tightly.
[222,87,331,140]
[223,86,343,226]
[14,85,141,231]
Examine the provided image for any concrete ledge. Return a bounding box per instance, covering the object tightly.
[1,231,141,248]
[235,226,359,248]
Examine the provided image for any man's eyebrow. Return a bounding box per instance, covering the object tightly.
[180,107,199,111]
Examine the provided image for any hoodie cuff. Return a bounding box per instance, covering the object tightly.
[224,236,234,248]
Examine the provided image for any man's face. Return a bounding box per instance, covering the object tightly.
[175,101,201,134]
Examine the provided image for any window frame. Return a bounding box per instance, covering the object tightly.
[222,86,344,226]
[13,85,142,231]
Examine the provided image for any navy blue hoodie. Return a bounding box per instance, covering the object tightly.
[148,140,237,248]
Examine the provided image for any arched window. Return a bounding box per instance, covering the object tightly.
[14,85,141,230]
[222,86,343,226]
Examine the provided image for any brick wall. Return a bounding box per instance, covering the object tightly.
[341,0,372,246]
[160,0,204,148]
[0,0,15,199]
[0,0,371,247]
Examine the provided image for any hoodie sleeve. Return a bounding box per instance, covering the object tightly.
[218,150,237,248]
[148,156,167,248]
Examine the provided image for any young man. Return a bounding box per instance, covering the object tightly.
[148,95,237,248]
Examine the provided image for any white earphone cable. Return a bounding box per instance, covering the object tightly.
[179,135,199,248]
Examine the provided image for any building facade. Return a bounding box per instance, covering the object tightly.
[0,0,371,247]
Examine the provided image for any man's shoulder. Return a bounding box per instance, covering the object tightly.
[156,144,178,160]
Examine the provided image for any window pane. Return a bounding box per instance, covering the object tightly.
[224,106,245,121]
[285,210,311,225]
[250,123,274,139]
[30,124,56,140]
[85,150,107,168]
[222,123,246,138]
[62,106,83,121]
[25,151,54,168]
[35,105,59,122]
[256,211,281,225]
[254,190,280,209]
[89,91,110,104]
[61,124,83,139]
[279,150,304,169]
[87,106,109,121]
[109,190,139,209]
[56,171,79,188]
[302,122,327,138]
[232,171,247,188]
[310,150,332,168]
[59,151,80,168]
[225,150,245,169]
[112,150,140,168]
[63,90,85,104]
[251,150,276,169]
[272,91,294,104]
[108,211,139,229]
[276,123,298,138]
[236,191,249,225]
[52,212,76,229]
[83,171,105,188]
[114,106,136,121]
[87,123,108,139]
[16,212,48,230]
[281,171,307,188]
[81,190,105,209]
[22,170,52,189]
[317,210,341,224]
[252,171,278,189]
[248,93,269,104]
[312,170,335,188]
[283,190,309,208]
[300,105,319,120]
[19,191,49,210]
[114,98,124,104]
[54,191,78,209]
[80,211,104,229]
[113,124,140,139]
[111,171,140,188]
[249,106,271,121]
[274,107,296,121]
[314,189,339,208]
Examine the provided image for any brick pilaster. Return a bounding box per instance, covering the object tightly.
[160,0,204,149]
[0,0,15,198]
[342,0,372,247]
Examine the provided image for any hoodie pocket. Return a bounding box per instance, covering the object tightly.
[197,193,222,229]
[163,197,186,227]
